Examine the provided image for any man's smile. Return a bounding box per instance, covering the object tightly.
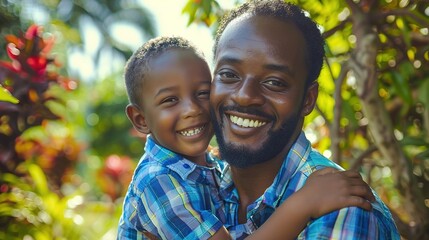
[228,114,267,128]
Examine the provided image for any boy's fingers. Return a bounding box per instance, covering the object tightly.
[342,170,362,178]
[314,167,338,176]
[346,196,373,211]
[348,185,375,202]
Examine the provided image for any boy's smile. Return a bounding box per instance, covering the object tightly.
[135,49,213,165]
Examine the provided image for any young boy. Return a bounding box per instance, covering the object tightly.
[117,36,375,240]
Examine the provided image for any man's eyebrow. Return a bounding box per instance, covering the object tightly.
[216,55,242,65]
[216,55,294,76]
[264,63,294,76]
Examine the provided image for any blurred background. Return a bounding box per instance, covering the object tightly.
[0,0,428,239]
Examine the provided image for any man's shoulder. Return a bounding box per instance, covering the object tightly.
[299,205,400,239]
[307,149,342,169]
[291,150,400,239]
[291,148,342,179]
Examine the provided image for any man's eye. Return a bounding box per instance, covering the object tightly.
[262,79,289,92]
[219,71,238,79]
[264,79,285,87]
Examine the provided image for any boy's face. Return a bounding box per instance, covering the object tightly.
[130,49,213,164]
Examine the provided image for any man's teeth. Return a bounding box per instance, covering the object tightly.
[229,115,267,128]
[180,126,204,136]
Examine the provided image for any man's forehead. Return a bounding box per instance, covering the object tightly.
[218,15,298,42]
[215,15,304,56]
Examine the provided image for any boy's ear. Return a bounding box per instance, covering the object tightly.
[302,82,319,116]
[126,104,150,134]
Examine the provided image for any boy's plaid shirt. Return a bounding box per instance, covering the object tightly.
[117,135,226,240]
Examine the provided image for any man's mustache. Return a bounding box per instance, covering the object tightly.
[219,105,274,121]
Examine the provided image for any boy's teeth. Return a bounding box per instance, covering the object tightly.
[229,115,267,128]
[180,126,204,136]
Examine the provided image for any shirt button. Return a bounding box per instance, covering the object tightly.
[183,163,190,169]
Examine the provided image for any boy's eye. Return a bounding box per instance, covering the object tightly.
[197,90,210,99]
[161,97,178,105]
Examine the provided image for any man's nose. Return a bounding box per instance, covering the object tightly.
[231,78,265,106]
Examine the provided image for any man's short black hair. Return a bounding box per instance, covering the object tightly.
[214,0,325,86]
[124,36,205,106]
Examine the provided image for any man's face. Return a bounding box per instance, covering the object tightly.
[210,15,317,168]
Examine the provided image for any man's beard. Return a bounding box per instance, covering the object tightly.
[210,106,301,169]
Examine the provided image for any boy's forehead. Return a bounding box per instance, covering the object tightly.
[144,49,209,84]
[147,49,200,70]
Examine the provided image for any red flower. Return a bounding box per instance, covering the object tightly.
[104,155,133,179]
[6,43,20,61]
[25,25,41,40]
[26,56,47,78]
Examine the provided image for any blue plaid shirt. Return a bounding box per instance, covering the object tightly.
[117,135,225,240]
[220,132,400,240]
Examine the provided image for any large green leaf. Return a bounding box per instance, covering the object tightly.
[0,85,19,104]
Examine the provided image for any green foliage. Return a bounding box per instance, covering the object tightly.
[84,75,144,159]
[182,0,223,27]
[0,84,19,103]
[0,22,125,239]
[0,163,121,239]
[0,164,81,239]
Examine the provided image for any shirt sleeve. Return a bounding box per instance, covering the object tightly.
[138,173,224,240]
[299,206,400,240]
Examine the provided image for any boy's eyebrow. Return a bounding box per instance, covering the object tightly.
[155,86,176,97]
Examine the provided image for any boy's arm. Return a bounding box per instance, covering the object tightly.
[246,168,375,240]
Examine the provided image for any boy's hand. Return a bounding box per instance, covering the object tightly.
[303,168,375,219]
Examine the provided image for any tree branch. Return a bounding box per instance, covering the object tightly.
[350,145,378,171]
[379,9,429,28]
[329,61,349,164]
[345,0,361,14]
[314,103,329,126]
[322,19,350,39]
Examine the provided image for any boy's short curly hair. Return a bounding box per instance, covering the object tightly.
[214,0,325,86]
[124,36,205,106]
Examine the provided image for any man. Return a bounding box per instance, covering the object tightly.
[210,0,400,239]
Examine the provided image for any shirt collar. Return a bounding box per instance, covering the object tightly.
[145,135,222,181]
[264,131,311,207]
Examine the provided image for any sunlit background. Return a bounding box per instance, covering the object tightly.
[1,0,428,239]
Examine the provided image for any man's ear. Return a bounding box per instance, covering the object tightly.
[126,104,150,134]
[302,82,319,116]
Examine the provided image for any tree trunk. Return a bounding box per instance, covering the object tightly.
[346,1,429,239]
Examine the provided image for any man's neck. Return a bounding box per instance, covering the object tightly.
[231,143,291,223]
[232,156,284,223]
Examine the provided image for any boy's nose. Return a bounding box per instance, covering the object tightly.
[183,99,203,118]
